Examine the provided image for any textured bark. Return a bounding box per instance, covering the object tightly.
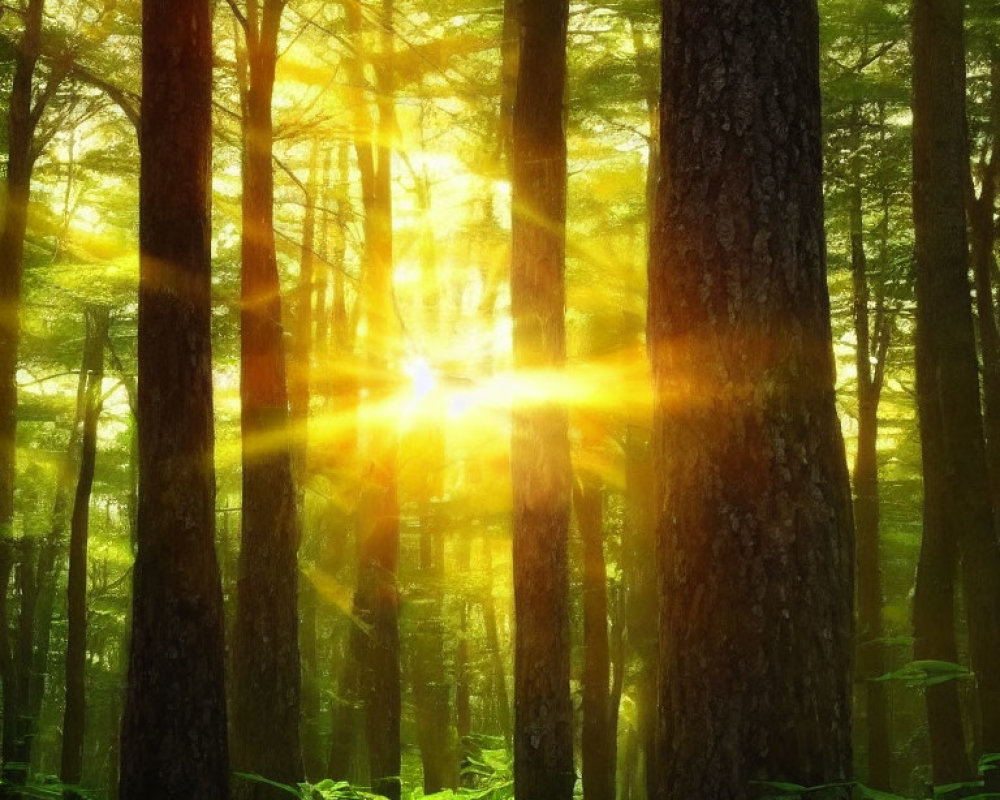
[119,0,229,796]
[574,479,615,800]
[912,0,1000,758]
[231,2,304,795]
[510,2,574,799]
[650,3,855,797]
[847,112,891,790]
[60,306,108,797]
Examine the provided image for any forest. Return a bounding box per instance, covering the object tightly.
[0,0,998,798]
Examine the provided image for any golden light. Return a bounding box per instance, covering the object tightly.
[403,355,437,402]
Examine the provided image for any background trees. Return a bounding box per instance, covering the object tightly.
[0,0,997,799]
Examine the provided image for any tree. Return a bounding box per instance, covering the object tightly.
[118,0,229,796]
[0,2,55,788]
[509,0,574,798]
[229,0,304,794]
[60,305,108,799]
[649,2,855,797]
[911,0,1000,776]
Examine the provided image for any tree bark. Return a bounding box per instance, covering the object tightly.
[650,3,855,797]
[60,305,108,798]
[231,1,304,795]
[912,0,1000,759]
[510,1,574,798]
[119,0,229,796]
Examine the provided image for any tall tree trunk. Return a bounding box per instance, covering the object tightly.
[650,3,855,796]
[60,306,108,798]
[510,0,574,796]
[293,139,323,784]
[341,1,402,797]
[968,53,1000,513]
[509,0,573,797]
[912,0,1000,758]
[574,478,615,800]
[119,0,230,796]
[912,369,971,784]
[848,105,892,791]
[0,2,46,790]
[231,2,304,795]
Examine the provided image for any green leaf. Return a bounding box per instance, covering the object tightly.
[233,772,302,798]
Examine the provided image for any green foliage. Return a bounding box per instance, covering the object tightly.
[871,660,974,688]
[236,772,389,800]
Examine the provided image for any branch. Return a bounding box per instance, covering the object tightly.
[223,0,249,34]
[68,64,140,132]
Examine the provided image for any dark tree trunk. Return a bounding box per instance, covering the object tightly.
[968,55,1000,514]
[847,108,892,790]
[510,1,574,799]
[60,305,108,798]
[0,3,46,790]
[650,3,855,797]
[574,479,615,800]
[119,0,230,797]
[912,370,971,784]
[912,0,1000,758]
[231,2,304,795]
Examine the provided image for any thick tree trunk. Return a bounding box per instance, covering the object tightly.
[231,2,304,795]
[119,1,230,797]
[60,305,108,798]
[510,2,574,799]
[912,0,1000,758]
[575,479,615,800]
[650,3,854,797]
